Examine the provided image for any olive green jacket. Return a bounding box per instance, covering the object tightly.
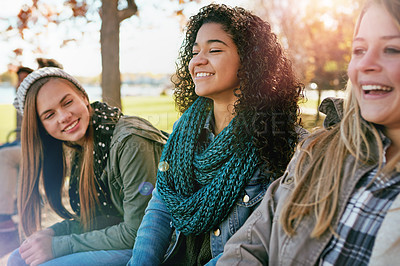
[50,116,168,258]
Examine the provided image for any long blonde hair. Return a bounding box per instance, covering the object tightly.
[281,85,372,236]
[281,0,400,238]
[19,77,99,237]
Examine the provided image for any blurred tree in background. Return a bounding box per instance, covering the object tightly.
[3,0,362,116]
[4,0,197,109]
[8,0,138,109]
[252,0,363,120]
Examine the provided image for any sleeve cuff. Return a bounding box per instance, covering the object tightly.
[52,235,72,258]
[49,223,64,236]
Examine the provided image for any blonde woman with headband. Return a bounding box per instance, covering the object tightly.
[216,0,400,265]
[7,67,167,265]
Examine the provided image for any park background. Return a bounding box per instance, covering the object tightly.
[0,0,362,263]
[0,0,360,144]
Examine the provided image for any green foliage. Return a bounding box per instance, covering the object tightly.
[254,0,363,91]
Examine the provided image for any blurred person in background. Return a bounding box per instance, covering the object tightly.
[0,59,63,258]
[0,66,33,258]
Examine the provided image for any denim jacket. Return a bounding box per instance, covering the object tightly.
[128,167,268,265]
[128,112,308,265]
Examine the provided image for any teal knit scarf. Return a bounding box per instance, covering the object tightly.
[157,97,259,235]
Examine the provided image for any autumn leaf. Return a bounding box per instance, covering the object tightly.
[13,48,23,56]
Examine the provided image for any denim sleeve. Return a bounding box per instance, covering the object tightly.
[128,187,173,266]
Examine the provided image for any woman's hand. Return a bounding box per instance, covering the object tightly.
[19,228,55,266]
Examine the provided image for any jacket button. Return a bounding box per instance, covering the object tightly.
[214,229,221,236]
[158,161,169,172]
[243,194,250,203]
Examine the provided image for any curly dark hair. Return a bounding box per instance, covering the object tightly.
[172,4,304,180]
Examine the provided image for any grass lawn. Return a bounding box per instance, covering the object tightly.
[0,104,17,144]
[122,95,180,133]
[0,95,323,144]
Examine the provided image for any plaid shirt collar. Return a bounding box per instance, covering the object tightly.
[320,130,400,266]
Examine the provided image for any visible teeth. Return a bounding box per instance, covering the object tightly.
[362,85,392,91]
[196,72,214,77]
[65,120,78,131]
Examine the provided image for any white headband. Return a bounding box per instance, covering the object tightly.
[14,67,87,116]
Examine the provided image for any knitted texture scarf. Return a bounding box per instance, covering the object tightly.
[157,97,259,235]
[69,101,122,216]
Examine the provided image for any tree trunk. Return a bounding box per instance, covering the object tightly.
[100,0,121,109]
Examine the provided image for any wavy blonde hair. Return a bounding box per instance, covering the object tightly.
[281,0,400,237]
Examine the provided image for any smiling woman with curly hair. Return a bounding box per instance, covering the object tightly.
[174,3,304,180]
[128,3,306,265]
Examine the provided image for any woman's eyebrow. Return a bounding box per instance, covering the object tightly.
[381,35,400,40]
[207,39,228,45]
[193,39,228,46]
[353,35,400,42]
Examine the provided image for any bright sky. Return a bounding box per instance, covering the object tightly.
[0,0,252,77]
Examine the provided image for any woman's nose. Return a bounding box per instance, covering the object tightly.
[191,52,208,66]
[356,49,382,73]
[58,110,72,124]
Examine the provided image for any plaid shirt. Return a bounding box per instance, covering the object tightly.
[320,138,400,266]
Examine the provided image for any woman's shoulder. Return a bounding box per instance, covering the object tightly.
[295,125,310,142]
[111,116,168,146]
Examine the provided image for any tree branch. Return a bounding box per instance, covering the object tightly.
[118,0,138,23]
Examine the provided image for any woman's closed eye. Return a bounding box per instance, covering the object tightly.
[192,49,223,56]
[63,99,73,106]
[352,47,366,56]
[44,112,55,120]
[209,49,222,53]
[384,47,400,54]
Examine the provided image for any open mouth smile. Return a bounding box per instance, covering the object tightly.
[362,85,393,95]
[196,72,214,77]
[63,120,79,132]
